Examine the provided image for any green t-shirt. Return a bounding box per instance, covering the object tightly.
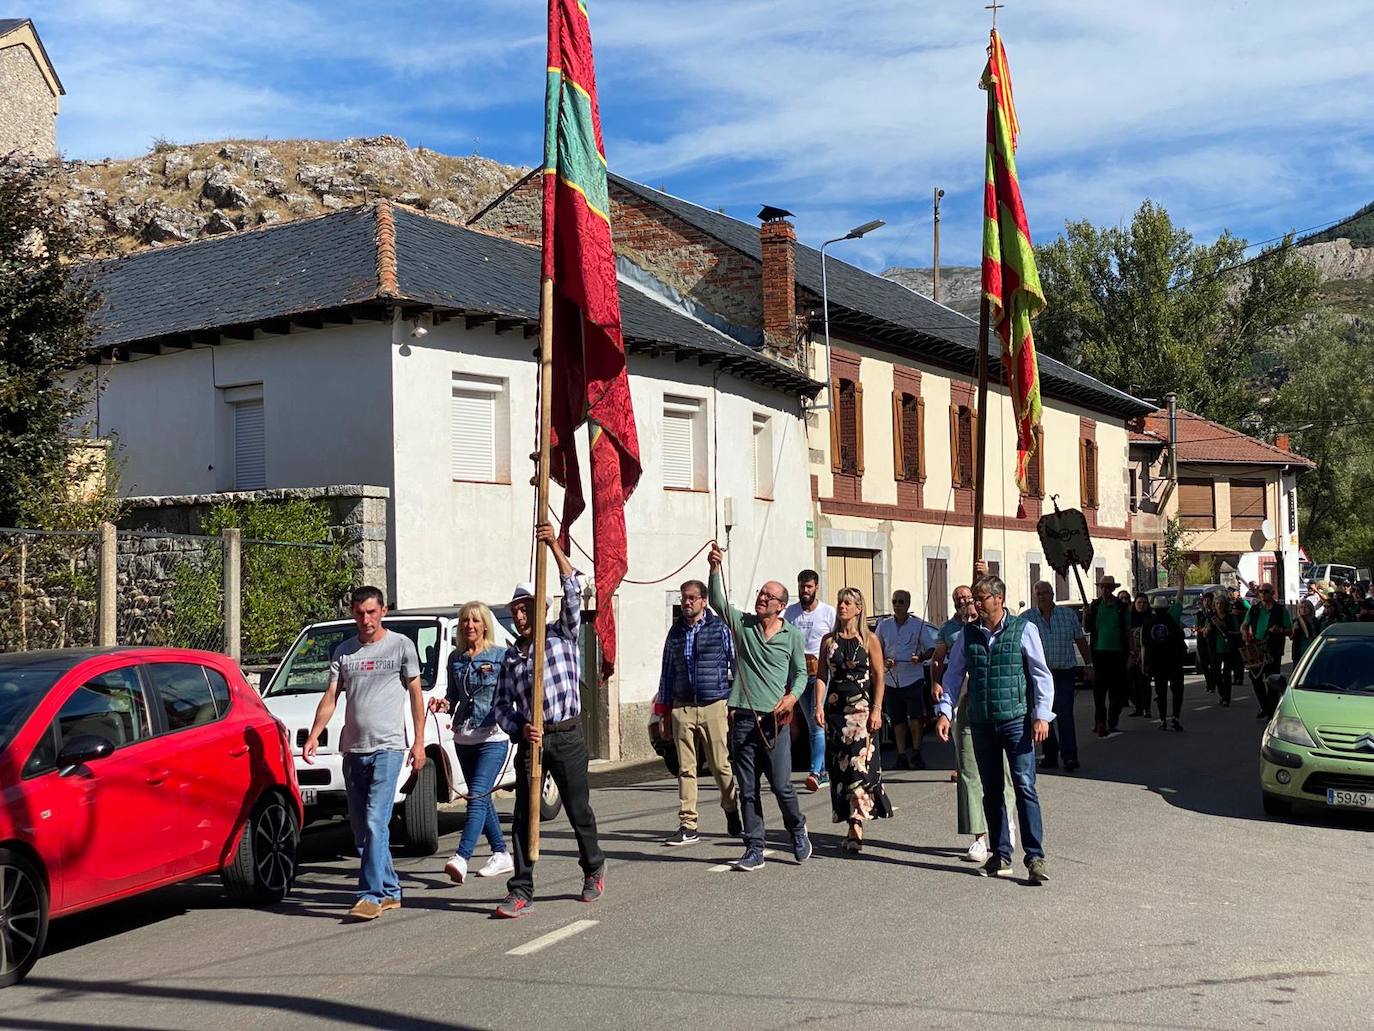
[1094,602,1125,652]
[708,570,807,712]
[1249,602,1291,640]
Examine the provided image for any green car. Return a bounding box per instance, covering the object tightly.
[1260,622,1374,818]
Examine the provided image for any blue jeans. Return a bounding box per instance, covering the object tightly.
[969,716,1045,864]
[455,739,510,860]
[1041,669,1079,765]
[798,679,826,776]
[729,710,805,851]
[342,749,404,903]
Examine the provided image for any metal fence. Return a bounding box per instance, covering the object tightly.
[0,529,100,652]
[0,525,354,665]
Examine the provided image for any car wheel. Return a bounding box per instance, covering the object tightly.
[1262,792,1293,818]
[0,848,47,989]
[402,759,440,855]
[540,770,563,821]
[222,793,299,905]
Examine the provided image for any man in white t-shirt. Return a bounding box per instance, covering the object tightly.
[876,590,938,769]
[783,569,836,792]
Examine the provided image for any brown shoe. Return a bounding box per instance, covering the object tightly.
[348,899,383,921]
[803,773,820,792]
[379,897,402,912]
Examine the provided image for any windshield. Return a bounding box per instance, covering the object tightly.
[264,621,441,697]
[0,666,63,752]
[1293,637,1374,693]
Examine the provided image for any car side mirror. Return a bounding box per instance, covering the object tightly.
[57,734,115,775]
[1265,673,1287,694]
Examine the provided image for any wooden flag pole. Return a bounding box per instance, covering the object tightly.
[528,274,555,861]
[972,295,991,583]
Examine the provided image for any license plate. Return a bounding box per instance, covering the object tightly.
[1326,788,1374,809]
[301,788,318,806]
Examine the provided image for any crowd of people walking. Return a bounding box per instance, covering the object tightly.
[309,524,1370,918]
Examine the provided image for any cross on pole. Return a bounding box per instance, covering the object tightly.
[986,1,1003,28]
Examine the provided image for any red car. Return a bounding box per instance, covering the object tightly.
[0,647,303,987]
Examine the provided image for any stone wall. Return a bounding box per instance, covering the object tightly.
[119,484,390,589]
[0,42,57,159]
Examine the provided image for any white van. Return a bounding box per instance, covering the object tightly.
[261,606,562,855]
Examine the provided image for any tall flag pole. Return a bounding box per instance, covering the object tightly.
[983,28,1046,504]
[530,0,642,858]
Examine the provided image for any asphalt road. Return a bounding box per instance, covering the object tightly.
[8,672,1374,1030]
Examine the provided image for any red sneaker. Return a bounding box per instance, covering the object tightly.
[494,893,534,918]
[580,868,605,903]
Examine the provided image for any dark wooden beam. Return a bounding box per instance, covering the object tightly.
[292,312,325,330]
[494,318,524,335]
[523,323,538,339]
[191,330,220,346]
[321,308,355,326]
[160,333,194,351]
[222,324,256,341]
[261,318,292,336]
[352,303,392,322]
[465,313,495,330]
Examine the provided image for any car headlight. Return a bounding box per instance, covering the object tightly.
[1268,715,1317,748]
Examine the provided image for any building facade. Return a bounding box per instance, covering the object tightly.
[475,174,1152,620]
[0,19,63,159]
[1129,409,1312,600]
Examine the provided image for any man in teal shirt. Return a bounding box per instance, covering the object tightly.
[707,543,811,872]
[1244,583,1291,718]
[1084,576,1130,736]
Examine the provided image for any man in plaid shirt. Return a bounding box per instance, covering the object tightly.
[491,523,604,918]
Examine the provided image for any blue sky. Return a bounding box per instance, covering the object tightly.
[31,0,1374,271]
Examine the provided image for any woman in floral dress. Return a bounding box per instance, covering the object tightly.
[815,586,892,852]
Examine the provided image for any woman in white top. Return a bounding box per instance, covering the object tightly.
[429,602,513,884]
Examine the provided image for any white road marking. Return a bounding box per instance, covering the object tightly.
[708,848,776,873]
[506,919,598,956]
[1195,705,1214,711]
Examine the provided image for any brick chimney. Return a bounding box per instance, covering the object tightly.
[759,208,797,356]
[1275,432,1291,452]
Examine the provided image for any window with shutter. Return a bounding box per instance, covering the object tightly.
[451,374,507,483]
[891,391,904,480]
[900,393,921,482]
[1229,480,1266,530]
[1178,478,1215,528]
[1025,425,1044,497]
[925,558,949,624]
[663,395,704,490]
[1054,569,1070,601]
[837,379,859,474]
[957,406,974,487]
[752,413,773,499]
[1029,561,1042,595]
[233,399,266,490]
[1080,438,1098,508]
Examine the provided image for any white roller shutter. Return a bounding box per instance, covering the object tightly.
[450,390,496,482]
[662,411,694,489]
[233,400,266,490]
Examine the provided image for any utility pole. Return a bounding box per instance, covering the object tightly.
[1166,392,1178,485]
[932,187,945,303]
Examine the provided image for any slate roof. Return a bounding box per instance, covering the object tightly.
[1129,409,1314,468]
[0,18,65,94]
[606,174,1153,419]
[86,202,820,396]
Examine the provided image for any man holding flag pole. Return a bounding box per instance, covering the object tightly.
[937,22,1054,885]
[490,0,640,919]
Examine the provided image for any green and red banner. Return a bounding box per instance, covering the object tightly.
[543,0,641,674]
[981,28,1045,497]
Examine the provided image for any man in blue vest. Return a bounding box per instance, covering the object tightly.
[656,579,742,846]
[935,573,1055,883]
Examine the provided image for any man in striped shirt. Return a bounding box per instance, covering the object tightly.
[1025,582,1093,771]
[491,523,604,918]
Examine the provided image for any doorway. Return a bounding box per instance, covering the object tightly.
[826,548,879,611]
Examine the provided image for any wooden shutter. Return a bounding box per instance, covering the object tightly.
[1086,441,1098,507]
[1078,439,1088,504]
[949,404,961,482]
[916,396,927,482]
[969,409,979,488]
[829,377,841,473]
[1025,425,1044,497]
[233,399,266,490]
[854,380,865,475]
[1230,480,1266,530]
[926,558,949,624]
[891,390,905,480]
[1178,478,1214,528]
[450,390,496,482]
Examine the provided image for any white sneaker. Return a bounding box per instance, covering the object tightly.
[476,851,514,878]
[444,855,468,884]
[964,837,990,863]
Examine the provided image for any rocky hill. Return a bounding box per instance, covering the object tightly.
[880,265,981,317]
[54,136,527,254]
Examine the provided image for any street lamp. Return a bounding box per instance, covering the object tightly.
[812,218,885,410]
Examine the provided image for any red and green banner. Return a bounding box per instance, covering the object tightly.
[981,28,1045,497]
[543,0,641,675]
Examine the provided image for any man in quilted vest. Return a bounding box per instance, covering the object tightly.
[655,579,742,846]
[935,573,1055,884]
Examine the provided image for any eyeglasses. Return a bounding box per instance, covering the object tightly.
[953,596,974,606]
[757,589,782,603]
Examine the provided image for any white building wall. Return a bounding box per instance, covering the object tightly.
[389,319,813,744]
[83,326,394,497]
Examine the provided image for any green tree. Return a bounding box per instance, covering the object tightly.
[1035,200,1318,423]
[0,156,102,526]
[1266,316,1374,572]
